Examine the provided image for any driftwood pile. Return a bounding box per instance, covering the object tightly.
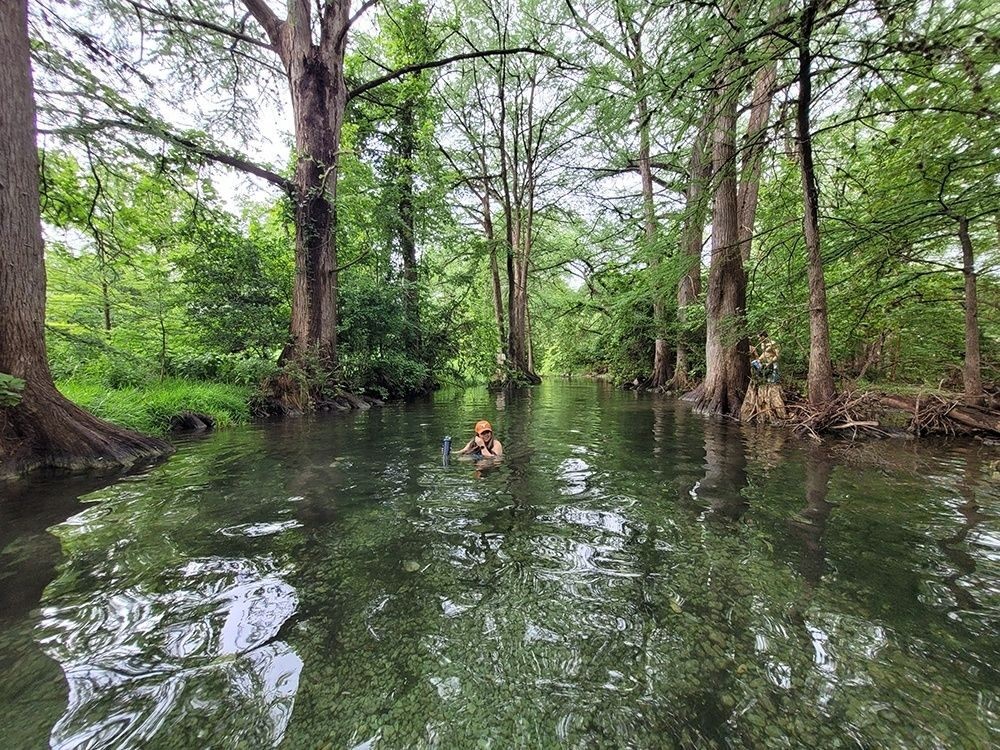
[880,393,1000,437]
[780,390,1000,439]
[783,391,886,440]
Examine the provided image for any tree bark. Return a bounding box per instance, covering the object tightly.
[957,216,983,405]
[482,191,507,345]
[398,98,420,354]
[0,0,170,478]
[637,81,669,388]
[495,57,539,385]
[697,53,749,417]
[242,0,349,377]
[623,29,669,389]
[797,0,836,406]
[737,0,787,262]
[673,115,712,390]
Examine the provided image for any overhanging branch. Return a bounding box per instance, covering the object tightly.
[44,118,294,193]
[347,46,548,101]
[125,0,275,52]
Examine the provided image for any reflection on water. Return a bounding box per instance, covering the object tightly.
[0,382,998,748]
[38,546,301,748]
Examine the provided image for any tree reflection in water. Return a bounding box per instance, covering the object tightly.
[37,552,301,749]
[788,447,835,590]
[937,448,989,614]
[690,417,749,522]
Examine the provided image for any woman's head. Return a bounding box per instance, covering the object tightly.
[474,420,493,438]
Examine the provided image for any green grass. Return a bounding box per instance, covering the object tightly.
[57,378,253,434]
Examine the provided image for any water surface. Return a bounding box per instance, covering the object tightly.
[1,382,998,748]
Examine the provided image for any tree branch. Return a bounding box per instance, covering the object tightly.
[337,0,379,48]
[43,118,293,193]
[240,0,285,49]
[347,47,547,101]
[125,0,275,52]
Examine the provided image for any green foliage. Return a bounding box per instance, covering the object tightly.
[56,379,251,434]
[0,373,26,407]
[173,206,292,358]
[30,0,1000,415]
[338,276,431,398]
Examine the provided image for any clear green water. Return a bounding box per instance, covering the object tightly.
[1,382,998,749]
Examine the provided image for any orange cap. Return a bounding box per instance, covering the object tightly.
[475,420,493,435]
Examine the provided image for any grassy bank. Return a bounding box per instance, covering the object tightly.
[57,378,253,435]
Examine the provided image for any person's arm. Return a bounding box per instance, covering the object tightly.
[488,440,503,457]
[456,437,477,455]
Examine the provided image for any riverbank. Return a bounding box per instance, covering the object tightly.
[625,376,1000,439]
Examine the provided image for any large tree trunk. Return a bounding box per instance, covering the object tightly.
[697,62,749,416]
[284,37,347,370]
[242,0,349,379]
[797,0,836,406]
[0,0,169,478]
[957,216,983,405]
[673,116,712,390]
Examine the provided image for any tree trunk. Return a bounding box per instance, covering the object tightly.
[508,253,537,381]
[797,0,836,406]
[737,0,787,262]
[284,40,346,371]
[697,60,749,416]
[398,98,420,354]
[0,0,170,477]
[244,0,350,380]
[526,302,535,375]
[957,216,983,405]
[482,191,506,345]
[673,116,712,390]
[631,57,669,388]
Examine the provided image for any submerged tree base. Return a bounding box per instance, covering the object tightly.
[488,372,542,391]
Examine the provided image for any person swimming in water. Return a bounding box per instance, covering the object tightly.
[457,420,504,459]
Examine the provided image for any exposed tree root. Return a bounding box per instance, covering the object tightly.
[681,382,705,403]
[1,382,172,479]
[488,371,542,391]
[881,394,1000,437]
[257,368,385,417]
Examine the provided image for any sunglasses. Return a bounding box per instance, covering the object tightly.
[478,430,492,436]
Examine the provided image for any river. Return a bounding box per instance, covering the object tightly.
[1,381,998,748]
